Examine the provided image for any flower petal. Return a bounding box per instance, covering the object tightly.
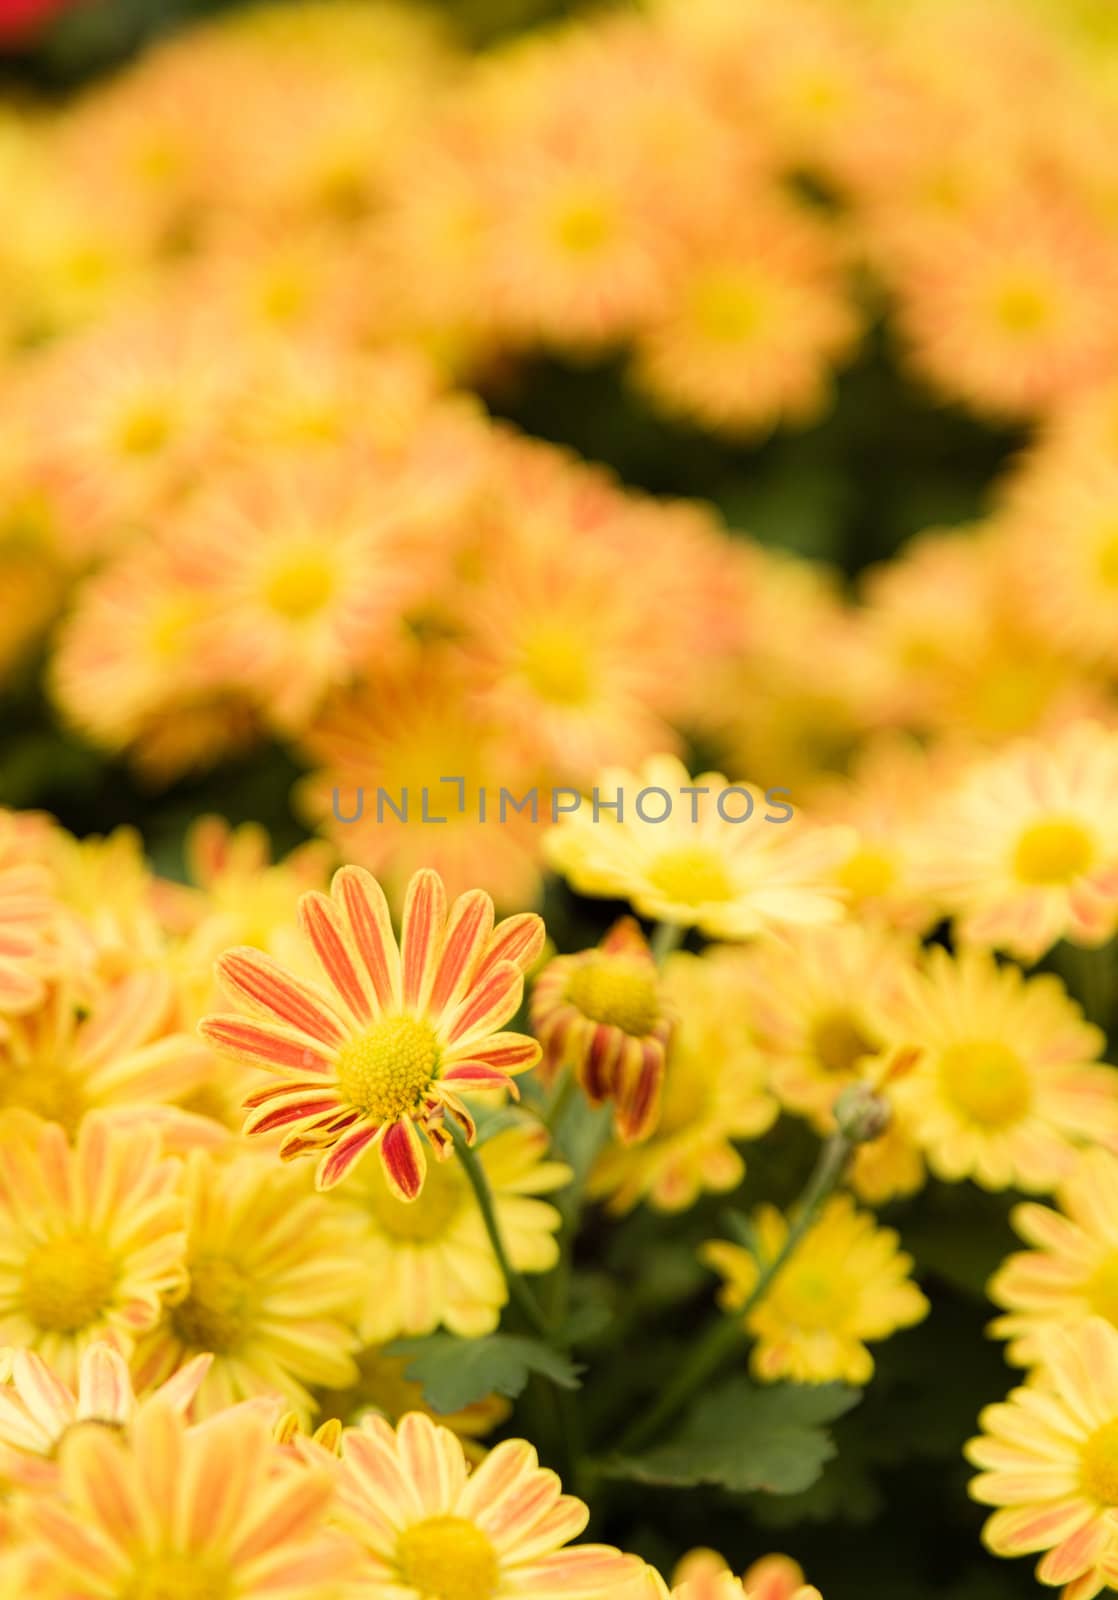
[214,949,346,1047]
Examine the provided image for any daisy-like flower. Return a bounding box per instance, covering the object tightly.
[888,947,1118,1193]
[332,1121,569,1341]
[588,947,777,1212]
[20,1398,353,1600]
[989,1149,1118,1367]
[966,1316,1118,1599]
[131,1148,361,1420]
[200,866,544,1199]
[544,755,853,941]
[702,1194,929,1385]
[913,722,1118,962]
[0,972,211,1136]
[639,1548,822,1600]
[532,918,674,1144]
[0,1339,211,1490]
[0,1113,186,1382]
[0,810,55,1025]
[631,201,858,438]
[333,1409,641,1599]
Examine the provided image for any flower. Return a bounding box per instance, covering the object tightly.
[588,947,777,1212]
[0,1113,186,1381]
[333,1409,641,1598]
[332,1121,569,1341]
[532,918,674,1143]
[0,1339,210,1490]
[0,810,55,1024]
[19,1397,353,1600]
[702,1194,929,1384]
[989,1149,1118,1367]
[966,1317,1118,1599]
[912,722,1118,962]
[131,1149,361,1420]
[888,947,1118,1193]
[544,754,853,940]
[200,865,544,1198]
[633,1547,823,1600]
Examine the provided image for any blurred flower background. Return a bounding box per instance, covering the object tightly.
[4,0,1118,1597]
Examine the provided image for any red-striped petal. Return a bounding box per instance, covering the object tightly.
[199,1017,334,1076]
[443,960,523,1047]
[441,1064,517,1093]
[378,1118,427,1201]
[614,1040,665,1143]
[334,867,400,1012]
[299,891,375,1025]
[214,949,346,1046]
[447,1032,541,1074]
[316,1124,381,1190]
[428,890,494,1017]
[400,870,447,1011]
[244,1094,344,1137]
[475,913,546,982]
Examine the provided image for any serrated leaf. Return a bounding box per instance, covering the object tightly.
[605,1378,861,1496]
[387,1333,582,1413]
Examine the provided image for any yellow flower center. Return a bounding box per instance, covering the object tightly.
[171,1257,250,1354]
[113,400,173,457]
[774,1262,847,1331]
[1086,1253,1118,1327]
[518,623,594,707]
[1013,818,1095,886]
[335,1016,441,1122]
[0,1058,85,1136]
[691,269,768,345]
[938,1039,1032,1128]
[837,845,897,900]
[262,547,336,620]
[810,1010,881,1077]
[256,266,310,325]
[1095,523,1118,588]
[146,596,200,663]
[23,1233,118,1335]
[564,956,660,1037]
[551,194,615,257]
[364,1152,464,1242]
[1081,1420,1118,1506]
[991,276,1054,336]
[648,845,733,907]
[397,1515,499,1600]
[120,1553,232,1600]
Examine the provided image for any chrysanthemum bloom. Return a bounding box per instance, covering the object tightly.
[532,918,674,1144]
[131,1149,361,1420]
[0,972,211,1135]
[0,1340,210,1490]
[889,947,1118,1193]
[0,1113,186,1381]
[20,1398,353,1600]
[702,1194,929,1384]
[0,810,54,1024]
[315,1345,510,1463]
[333,1122,568,1341]
[545,755,853,940]
[966,1317,1118,1599]
[634,1546,823,1600]
[296,660,543,909]
[201,866,544,1198]
[333,1410,642,1598]
[631,201,858,438]
[588,948,777,1211]
[989,1149,1118,1367]
[912,723,1118,962]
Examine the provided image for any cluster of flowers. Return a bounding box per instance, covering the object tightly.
[1,0,1118,904]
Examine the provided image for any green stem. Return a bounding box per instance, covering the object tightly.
[650,920,685,964]
[615,1131,853,1455]
[451,1122,554,1340]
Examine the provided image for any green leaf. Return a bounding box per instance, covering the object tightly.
[386,1333,582,1414]
[605,1378,861,1496]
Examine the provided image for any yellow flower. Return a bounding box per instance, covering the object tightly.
[544,754,853,940]
[966,1317,1118,1598]
[333,1410,641,1598]
[889,947,1118,1193]
[588,947,778,1213]
[20,1397,353,1600]
[702,1194,929,1385]
[912,722,1118,962]
[989,1148,1118,1367]
[331,1122,569,1342]
[532,917,675,1144]
[0,809,55,1025]
[131,1148,361,1419]
[0,1112,186,1382]
[632,1547,823,1600]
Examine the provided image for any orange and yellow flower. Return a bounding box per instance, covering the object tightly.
[201,866,544,1198]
